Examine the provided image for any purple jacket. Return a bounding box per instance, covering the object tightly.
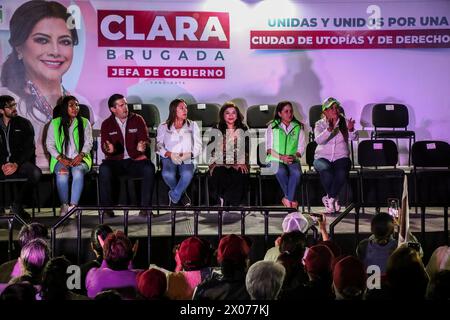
[86,260,142,298]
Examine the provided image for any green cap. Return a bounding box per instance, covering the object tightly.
[322,97,340,112]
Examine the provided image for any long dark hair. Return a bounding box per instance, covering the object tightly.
[272,101,301,128]
[218,102,247,133]
[1,1,78,111]
[166,98,190,130]
[59,95,84,154]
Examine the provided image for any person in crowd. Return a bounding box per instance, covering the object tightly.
[208,102,249,206]
[265,101,306,208]
[313,97,357,213]
[386,245,429,299]
[300,244,335,300]
[166,236,214,299]
[193,234,251,300]
[425,245,450,280]
[9,238,49,285]
[264,212,326,262]
[356,212,397,274]
[75,224,113,295]
[156,98,201,206]
[426,270,450,300]
[39,256,87,300]
[136,268,168,300]
[0,283,37,301]
[0,1,80,168]
[99,94,155,217]
[0,222,48,283]
[85,230,141,299]
[0,95,41,220]
[332,256,367,300]
[245,260,286,300]
[46,95,92,216]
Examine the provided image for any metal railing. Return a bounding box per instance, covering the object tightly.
[0,214,28,260]
[50,205,299,265]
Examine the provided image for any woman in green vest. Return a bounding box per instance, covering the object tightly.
[46,96,92,215]
[265,101,306,208]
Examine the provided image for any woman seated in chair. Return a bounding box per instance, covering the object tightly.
[208,102,249,206]
[46,95,93,215]
[156,98,202,206]
[265,101,306,208]
[313,97,357,213]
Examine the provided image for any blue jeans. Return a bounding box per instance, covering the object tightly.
[54,162,89,205]
[270,161,302,202]
[313,157,351,198]
[161,158,195,203]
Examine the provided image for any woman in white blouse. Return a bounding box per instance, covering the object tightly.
[314,97,357,213]
[156,99,202,205]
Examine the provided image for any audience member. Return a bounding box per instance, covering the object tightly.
[193,234,251,300]
[332,256,367,300]
[137,268,168,300]
[246,260,286,300]
[0,222,48,282]
[85,230,141,298]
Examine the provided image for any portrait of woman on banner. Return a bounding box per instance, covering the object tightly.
[0,1,79,168]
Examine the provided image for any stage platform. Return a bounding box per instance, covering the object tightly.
[0,206,448,269]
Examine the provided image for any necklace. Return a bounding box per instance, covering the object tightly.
[27,80,68,121]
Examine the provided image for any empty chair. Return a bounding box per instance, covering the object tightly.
[357,140,404,213]
[371,103,415,165]
[411,140,450,244]
[246,104,276,130]
[127,103,160,135]
[187,103,220,130]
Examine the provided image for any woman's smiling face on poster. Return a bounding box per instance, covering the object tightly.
[16,17,74,83]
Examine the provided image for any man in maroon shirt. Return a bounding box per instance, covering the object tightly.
[99,94,155,217]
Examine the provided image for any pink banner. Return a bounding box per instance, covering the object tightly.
[250,29,450,49]
[98,10,230,48]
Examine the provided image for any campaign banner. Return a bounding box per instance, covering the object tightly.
[98,10,230,48]
[250,29,450,49]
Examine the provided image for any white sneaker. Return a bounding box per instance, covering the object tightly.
[322,196,334,214]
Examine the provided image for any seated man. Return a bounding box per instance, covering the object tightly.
[0,95,42,220]
[99,94,155,217]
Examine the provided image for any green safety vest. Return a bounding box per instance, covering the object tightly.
[266,120,302,163]
[49,117,92,173]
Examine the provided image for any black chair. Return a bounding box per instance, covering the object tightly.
[127,103,160,136]
[371,103,415,165]
[357,140,405,213]
[187,103,220,130]
[53,103,91,121]
[246,104,276,130]
[411,140,450,244]
[308,105,322,142]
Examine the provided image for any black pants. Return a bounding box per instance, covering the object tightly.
[0,161,42,208]
[99,159,155,206]
[209,166,249,206]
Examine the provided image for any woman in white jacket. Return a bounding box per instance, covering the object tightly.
[314,97,357,213]
[156,98,202,206]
